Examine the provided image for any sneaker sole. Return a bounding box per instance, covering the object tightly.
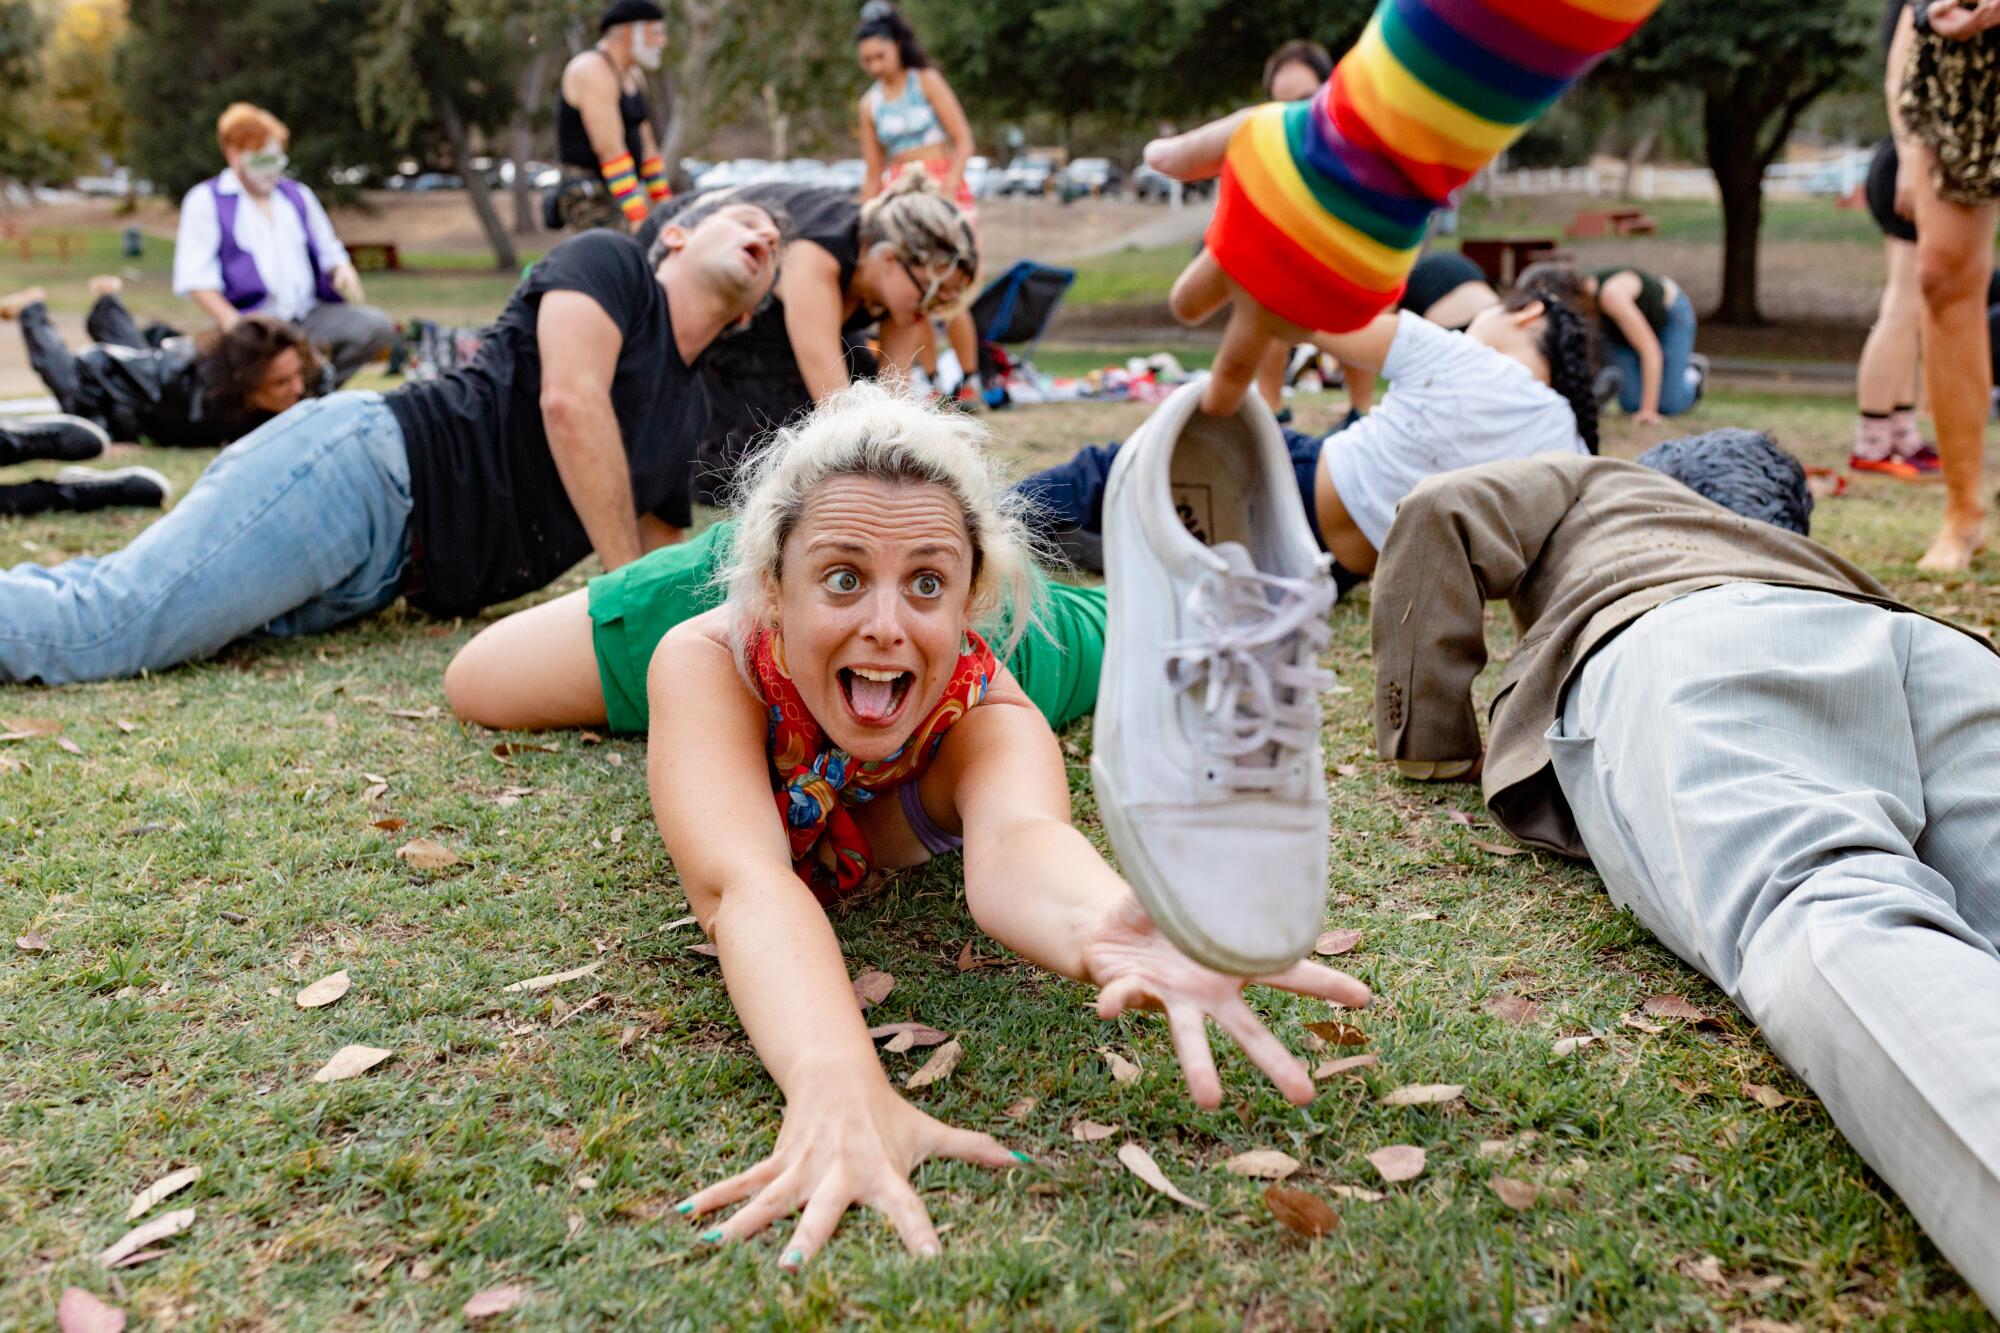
[54,464,174,502]
[1089,754,1307,978]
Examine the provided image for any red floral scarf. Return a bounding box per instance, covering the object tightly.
[752,628,996,903]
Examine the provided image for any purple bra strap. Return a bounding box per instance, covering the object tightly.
[899,781,963,856]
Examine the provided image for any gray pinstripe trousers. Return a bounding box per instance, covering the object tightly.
[1549,583,2000,1308]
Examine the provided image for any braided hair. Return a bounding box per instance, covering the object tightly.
[1499,284,1599,454]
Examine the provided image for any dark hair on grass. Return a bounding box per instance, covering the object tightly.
[195,315,318,425]
[1263,39,1334,95]
[1638,428,1813,536]
[1515,260,1596,320]
[855,0,931,70]
[1500,285,1599,454]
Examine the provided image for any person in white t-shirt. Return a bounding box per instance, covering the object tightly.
[172,103,397,385]
[1014,283,1599,592]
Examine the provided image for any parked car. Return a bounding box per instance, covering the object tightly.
[692,158,775,190]
[1131,162,1214,202]
[1055,157,1122,200]
[962,155,998,199]
[1000,154,1058,196]
[410,172,464,192]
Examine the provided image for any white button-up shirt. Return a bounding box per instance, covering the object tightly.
[172,168,351,323]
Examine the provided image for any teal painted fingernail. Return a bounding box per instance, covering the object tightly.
[674,1201,693,1215]
[699,1229,723,1244]
[781,1249,804,1271]
[1010,1150,1033,1163]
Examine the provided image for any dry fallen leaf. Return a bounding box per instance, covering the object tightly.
[56,736,82,755]
[1731,1320,1803,1333]
[1313,929,1363,957]
[295,970,350,1009]
[1641,994,1711,1024]
[311,1044,393,1083]
[851,969,896,1008]
[106,1248,170,1271]
[1263,1183,1338,1236]
[688,942,720,958]
[1483,996,1540,1025]
[1070,1120,1118,1143]
[125,1166,201,1221]
[905,1038,962,1090]
[1679,1254,1728,1291]
[1003,1097,1037,1119]
[98,1207,194,1266]
[1117,1143,1208,1210]
[0,716,59,736]
[1312,1053,1379,1079]
[956,938,1006,971]
[867,1022,949,1049]
[1469,838,1524,857]
[1100,1048,1141,1084]
[16,931,48,953]
[1368,1145,1426,1183]
[1621,1014,1667,1035]
[371,817,407,832]
[660,914,698,931]
[503,961,602,994]
[395,838,460,870]
[1478,1132,1538,1158]
[491,741,557,758]
[359,782,388,803]
[1671,1077,1712,1099]
[1447,809,1476,827]
[1552,1034,1600,1057]
[56,1289,125,1333]
[1304,1020,1368,1047]
[1741,1081,1789,1110]
[1381,1083,1464,1107]
[1327,1184,1386,1202]
[463,1284,527,1320]
[113,718,138,734]
[1334,762,1360,777]
[1223,1150,1300,1180]
[1488,1176,1544,1210]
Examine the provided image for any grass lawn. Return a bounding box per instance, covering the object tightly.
[4,387,1999,1330]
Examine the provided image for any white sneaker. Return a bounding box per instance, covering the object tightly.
[1090,376,1337,976]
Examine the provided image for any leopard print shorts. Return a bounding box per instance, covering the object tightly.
[1900,27,2000,205]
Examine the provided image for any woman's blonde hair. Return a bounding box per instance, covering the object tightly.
[859,172,979,312]
[721,380,1043,677]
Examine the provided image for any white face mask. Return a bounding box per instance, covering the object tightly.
[630,24,665,70]
[239,144,288,194]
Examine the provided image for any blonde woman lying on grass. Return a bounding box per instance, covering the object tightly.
[639,384,1368,1269]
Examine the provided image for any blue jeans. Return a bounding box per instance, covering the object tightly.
[1609,290,1699,417]
[0,391,412,684]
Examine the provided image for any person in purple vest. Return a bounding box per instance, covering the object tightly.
[0,195,785,686]
[171,103,397,387]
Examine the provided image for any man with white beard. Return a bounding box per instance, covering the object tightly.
[553,0,674,233]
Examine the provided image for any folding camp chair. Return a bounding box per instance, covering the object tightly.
[969,259,1075,406]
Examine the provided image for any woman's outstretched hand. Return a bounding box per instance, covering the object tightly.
[1145,111,1310,418]
[675,1078,1023,1270]
[1081,894,1371,1109]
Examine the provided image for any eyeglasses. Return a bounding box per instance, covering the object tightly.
[898,256,956,315]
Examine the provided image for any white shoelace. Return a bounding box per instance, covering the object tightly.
[1164,555,1335,791]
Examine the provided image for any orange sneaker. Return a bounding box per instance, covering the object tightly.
[1851,453,1933,481]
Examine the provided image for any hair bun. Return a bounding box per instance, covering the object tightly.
[859,0,893,19]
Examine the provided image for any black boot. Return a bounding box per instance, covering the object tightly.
[0,413,110,464]
[52,465,172,511]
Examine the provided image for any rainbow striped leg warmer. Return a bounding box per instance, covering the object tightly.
[599,151,648,225]
[1206,0,1661,332]
[641,154,671,203]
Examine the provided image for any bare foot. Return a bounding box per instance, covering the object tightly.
[87,274,124,299]
[1917,516,1987,573]
[0,286,47,319]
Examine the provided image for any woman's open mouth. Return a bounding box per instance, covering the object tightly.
[839,666,913,726]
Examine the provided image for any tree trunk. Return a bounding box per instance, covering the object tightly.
[510,47,553,238]
[1703,94,1769,326]
[660,0,726,189]
[431,75,518,272]
[761,82,790,162]
[1619,127,1657,200]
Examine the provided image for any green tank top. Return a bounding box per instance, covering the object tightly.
[1593,267,1668,345]
[586,519,1106,735]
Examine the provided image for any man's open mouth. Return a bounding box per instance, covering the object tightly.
[839,666,913,725]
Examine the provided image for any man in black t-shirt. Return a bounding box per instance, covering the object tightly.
[0,195,783,685]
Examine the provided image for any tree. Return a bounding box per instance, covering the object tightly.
[0,0,57,187]
[42,0,129,179]
[1598,0,1874,325]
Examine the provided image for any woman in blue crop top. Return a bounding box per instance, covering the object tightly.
[854,2,985,403]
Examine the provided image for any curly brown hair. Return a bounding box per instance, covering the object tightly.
[195,316,320,424]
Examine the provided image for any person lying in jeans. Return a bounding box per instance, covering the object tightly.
[0,197,784,686]
[1371,430,2000,1309]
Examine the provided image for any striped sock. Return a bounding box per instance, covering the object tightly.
[641,155,671,203]
[1207,0,1662,332]
[600,152,647,224]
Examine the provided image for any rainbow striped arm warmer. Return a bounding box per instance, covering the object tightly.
[1206,0,1661,331]
[599,151,648,224]
[640,154,671,203]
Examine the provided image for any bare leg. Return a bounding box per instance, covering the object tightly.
[1858,236,1923,415]
[1912,146,1998,571]
[444,587,607,731]
[0,287,48,319]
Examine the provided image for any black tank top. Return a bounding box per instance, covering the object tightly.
[556,50,650,170]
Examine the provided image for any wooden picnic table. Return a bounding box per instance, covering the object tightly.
[1459,237,1561,287]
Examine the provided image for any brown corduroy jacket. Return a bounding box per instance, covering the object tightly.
[1369,455,1989,857]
